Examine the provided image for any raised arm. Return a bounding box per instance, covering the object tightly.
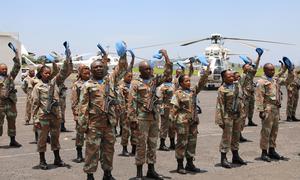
[156,49,173,86]
[49,62,59,80]
[55,57,73,86]
[195,63,211,94]
[10,51,21,80]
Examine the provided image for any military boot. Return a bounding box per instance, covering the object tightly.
[135,165,143,180]
[185,157,201,172]
[74,146,84,163]
[221,153,231,168]
[239,132,248,143]
[232,150,247,165]
[53,150,66,167]
[131,145,136,156]
[292,116,300,122]
[261,149,271,162]
[34,131,39,144]
[268,147,281,160]
[176,159,187,174]
[169,138,175,150]
[121,146,130,156]
[87,173,94,180]
[146,164,163,180]
[287,116,293,122]
[103,170,116,180]
[247,118,257,126]
[60,122,67,132]
[9,136,22,147]
[39,152,48,170]
[158,138,169,151]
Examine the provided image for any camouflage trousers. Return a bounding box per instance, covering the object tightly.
[84,126,116,173]
[25,95,32,122]
[0,100,17,137]
[135,120,159,165]
[286,89,299,117]
[175,122,198,159]
[219,116,241,153]
[60,99,66,123]
[75,121,84,147]
[37,115,61,152]
[120,117,138,146]
[260,106,279,150]
[159,109,176,139]
[242,95,255,125]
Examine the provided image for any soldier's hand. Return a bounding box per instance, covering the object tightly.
[259,112,266,119]
[34,122,41,129]
[130,121,138,130]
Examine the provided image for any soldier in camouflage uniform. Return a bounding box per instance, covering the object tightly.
[71,64,90,163]
[173,62,194,90]
[21,68,36,125]
[59,83,68,132]
[129,49,172,180]
[157,75,175,151]
[215,70,247,169]
[78,53,127,180]
[285,68,300,122]
[31,48,72,170]
[256,63,286,162]
[0,49,22,147]
[170,63,210,174]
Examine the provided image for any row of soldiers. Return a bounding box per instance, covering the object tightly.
[0,44,299,180]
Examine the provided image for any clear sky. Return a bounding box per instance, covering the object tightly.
[1,0,299,65]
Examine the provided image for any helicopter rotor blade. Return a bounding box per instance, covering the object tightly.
[223,37,295,45]
[180,38,211,46]
[238,42,270,51]
[132,40,189,50]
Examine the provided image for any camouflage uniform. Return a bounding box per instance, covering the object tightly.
[157,83,175,140]
[31,60,72,152]
[171,72,209,160]
[118,79,138,147]
[78,76,117,173]
[240,72,255,127]
[285,70,300,118]
[256,70,286,150]
[129,62,172,165]
[215,82,244,153]
[58,83,67,123]
[71,79,86,147]
[0,57,20,137]
[21,76,35,123]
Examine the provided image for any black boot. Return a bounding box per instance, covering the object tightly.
[74,146,84,163]
[87,173,94,180]
[131,145,136,156]
[239,133,248,143]
[221,153,231,168]
[292,116,300,122]
[53,150,66,166]
[247,118,257,126]
[287,116,293,122]
[169,138,175,150]
[47,134,51,144]
[158,138,169,151]
[103,170,116,180]
[9,136,22,147]
[185,157,201,172]
[268,147,281,160]
[232,150,247,165]
[61,122,67,132]
[121,146,130,156]
[176,159,187,174]
[135,165,143,180]
[146,164,163,180]
[39,152,48,170]
[261,149,271,162]
[34,131,39,144]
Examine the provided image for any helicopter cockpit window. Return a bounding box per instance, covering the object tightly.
[215,59,222,67]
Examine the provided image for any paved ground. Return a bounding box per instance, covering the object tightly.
[1,77,300,180]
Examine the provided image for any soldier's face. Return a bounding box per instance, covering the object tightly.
[28,69,35,77]
[140,63,152,79]
[264,64,275,78]
[124,72,133,83]
[224,71,234,84]
[0,64,8,76]
[243,64,251,73]
[181,75,191,89]
[41,67,51,82]
[176,69,182,77]
[91,61,107,79]
[234,73,240,81]
[81,68,90,81]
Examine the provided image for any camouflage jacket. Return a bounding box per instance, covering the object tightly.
[71,79,86,120]
[0,57,21,104]
[171,70,209,124]
[215,82,244,126]
[21,76,35,95]
[256,69,286,112]
[285,69,300,91]
[31,59,72,123]
[240,69,256,97]
[157,82,174,110]
[78,76,116,132]
[129,62,173,122]
[118,79,131,111]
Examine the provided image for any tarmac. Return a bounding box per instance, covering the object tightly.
[0,77,300,180]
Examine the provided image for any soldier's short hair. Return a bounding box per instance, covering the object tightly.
[36,65,51,79]
[263,63,274,71]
